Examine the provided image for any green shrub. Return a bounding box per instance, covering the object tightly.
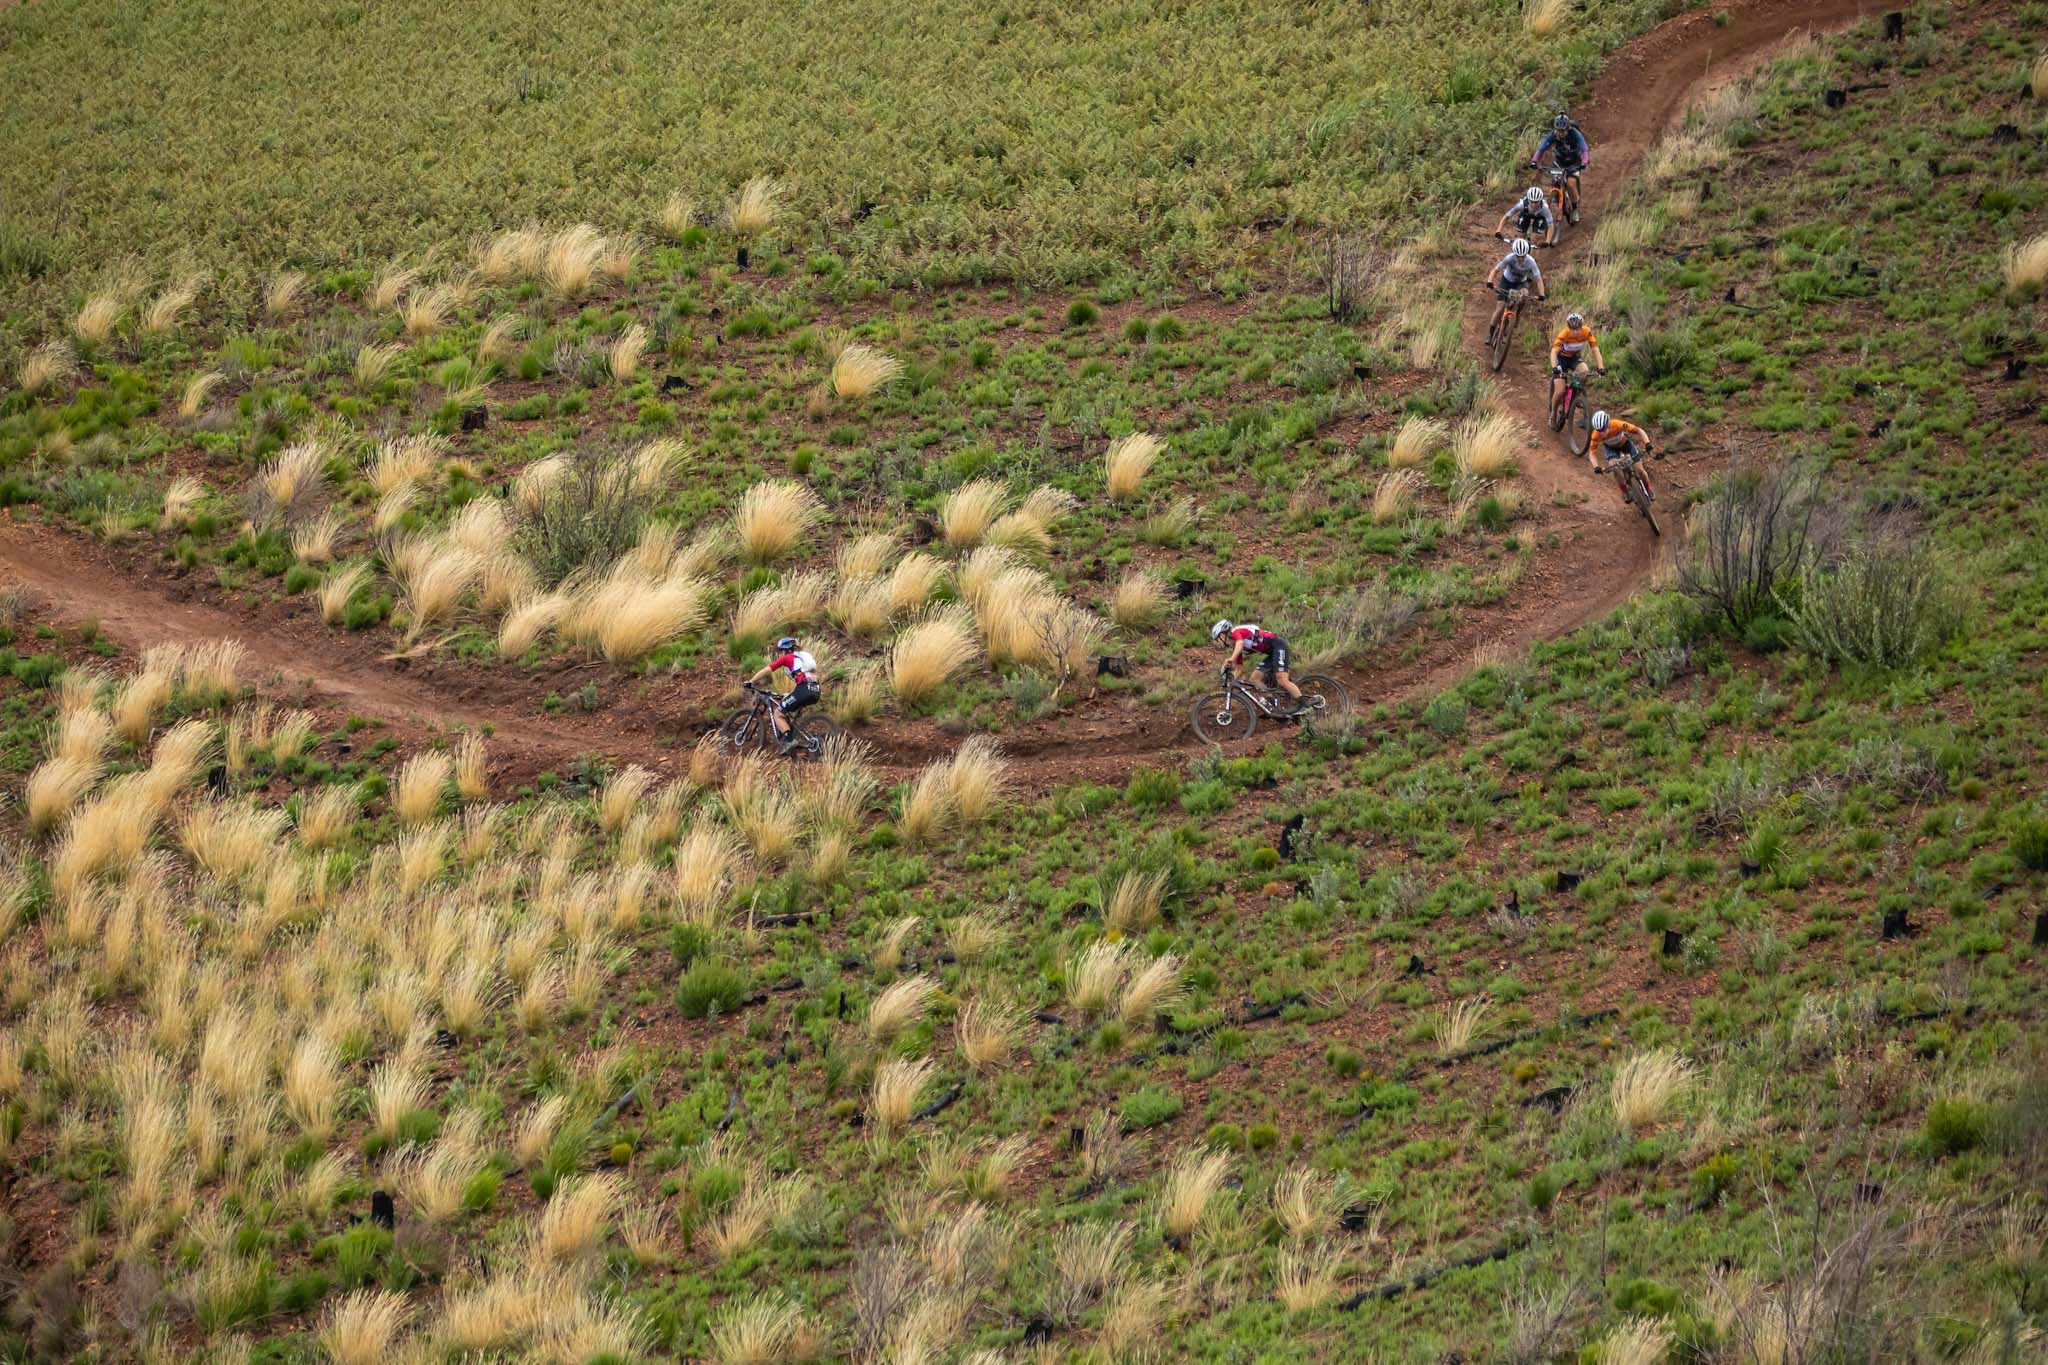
[1123,316,1150,343]
[2012,817,2048,872]
[1124,768,1182,807]
[1149,314,1186,342]
[1065,299,1099,327]
[1691,1152,1739,1205]
[511,447,663,585]
[1785,526,1963,667]
[1121,1086,1184,1128]
[1424,693,1467,736]
[1528,1168,1562,1213]
[318,1223,392,1287]
[1922,1096,1987,1156]
[1246,1123,1278,1150]
[282,563,320,594]
[676,958,749,1018]
[1325,1045,1363,1079]
[460,1168,501,1212]
[1204,1122,1244,1150]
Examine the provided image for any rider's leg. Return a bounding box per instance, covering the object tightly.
[1275,670,1303,703]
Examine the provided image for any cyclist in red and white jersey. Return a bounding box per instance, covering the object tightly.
[1210,620,1304,709]
[743,636,821,754]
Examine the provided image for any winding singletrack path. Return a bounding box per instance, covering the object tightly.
[0,0,1875,792]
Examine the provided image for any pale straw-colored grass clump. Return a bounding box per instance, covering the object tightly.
[320,1289,412,1365]
[354,341,404,388]
[21,339,80,393]
[1159,1147,1231,1240]
[1388,416,1445,470]
[867,974,938,1042]
[889,608,981,705]
[870,1057,933,1138]
[2002,231,2048,296]
[1524,0,1567,38]
[1104,432,1163,500]
[543,224,608,297]
[1372,469,1421,525]
[659,193,695,241]
[608,324,648,382]
[178,370,222,420]
[73,292,124,346]
[161,475,205,530]
[939,479,1007,550]
[1611,1049,1696,1133]
[141,275,202,334]
[830,342,901,401]
[729,176,780,238]
[734,479,826,564]
[1110,570,1169,628]
[264,269,307,318]
[1456,414,1523,480]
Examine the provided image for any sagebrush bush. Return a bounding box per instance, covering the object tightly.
[1681,457,1840,634]
[1784,523,1961,667]
[510,449,662,585]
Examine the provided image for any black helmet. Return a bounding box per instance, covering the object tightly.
[1553,112,1572,132]
[775,636,798,652]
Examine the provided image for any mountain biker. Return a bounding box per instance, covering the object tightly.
[743,636,820,754]
[1549,312,1606,412]
[1210,620,1304,710]
[1529,112,1590,211]
[1486,238,1547,338]
[1587,410,1657,491]
[1495,186,1558,248]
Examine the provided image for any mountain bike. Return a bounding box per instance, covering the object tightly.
[1602,442,1662,537]
[1486,284,1531,372]
[719,684,843,758]
[1190,668,1351,745]
[1545,165,1582,225]
[1550,366,1600,455]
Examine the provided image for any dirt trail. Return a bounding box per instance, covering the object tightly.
[1456,0,1878,665]
[0,0,1875,793]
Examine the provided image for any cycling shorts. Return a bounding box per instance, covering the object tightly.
[1258,640,1291,680]
[777,681,820,714]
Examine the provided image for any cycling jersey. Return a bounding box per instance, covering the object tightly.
[767,649,817,685]
[1536,127,1590,168]
[1494,253,1542,285]
[1512,198,1557,234]
[1598,419,1651,454]
[1227,625,1279,654]
[1552,324,1598,358]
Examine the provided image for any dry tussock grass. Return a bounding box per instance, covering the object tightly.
[2003,232,2048,295]
[734,479,826,564]
[140,275,202,334]
[1389,416,1445,470]
[1160,1147,1230,1240]
[730,177,780,237]
[1524,0,1567,37]
[1456,414,1524,480]
[177,370,222,421]
[1104,432,1163,500]
[870,1058,933,1138]
[73,291,124,345]
[889,608,981,705]
[20,339,79,393]
[830,342,900,400]
[1110,570,1169,627]
[264,269,307,318]
[940,479,1008,549]
[1611,1049,1695,1132]
[1372,469,1421,525]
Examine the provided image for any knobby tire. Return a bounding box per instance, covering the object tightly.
[1191,691,1255,745]
[1490,308,1515,372]
[1293,675,1352,726]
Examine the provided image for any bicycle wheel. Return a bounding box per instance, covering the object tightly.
[1567,399,1591,457]
[792,713,843,758]
[1293,675,1352,725]
[1489,307,1515,372]
[1190,691,1256,745]
[718,706,764,752]
[1630,473,1661,537]
[1547,389,1567,433]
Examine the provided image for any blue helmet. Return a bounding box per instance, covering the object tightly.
[775,636,798,652]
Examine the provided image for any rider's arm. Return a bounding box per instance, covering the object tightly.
[1573,130,1591,164]
[1591,342,1606,370]
[1226,642,1247,669]
[1530,132,1553,165]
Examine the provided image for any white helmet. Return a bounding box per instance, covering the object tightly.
[1210,619,1233,641]
[1511,238,1531,257]
[1566,311,1584,326]
[1590,410,1611,431]
[1524,187,1544,205]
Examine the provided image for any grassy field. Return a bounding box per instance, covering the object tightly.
[0,0,1679,325]
[2,3,2048,1364]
